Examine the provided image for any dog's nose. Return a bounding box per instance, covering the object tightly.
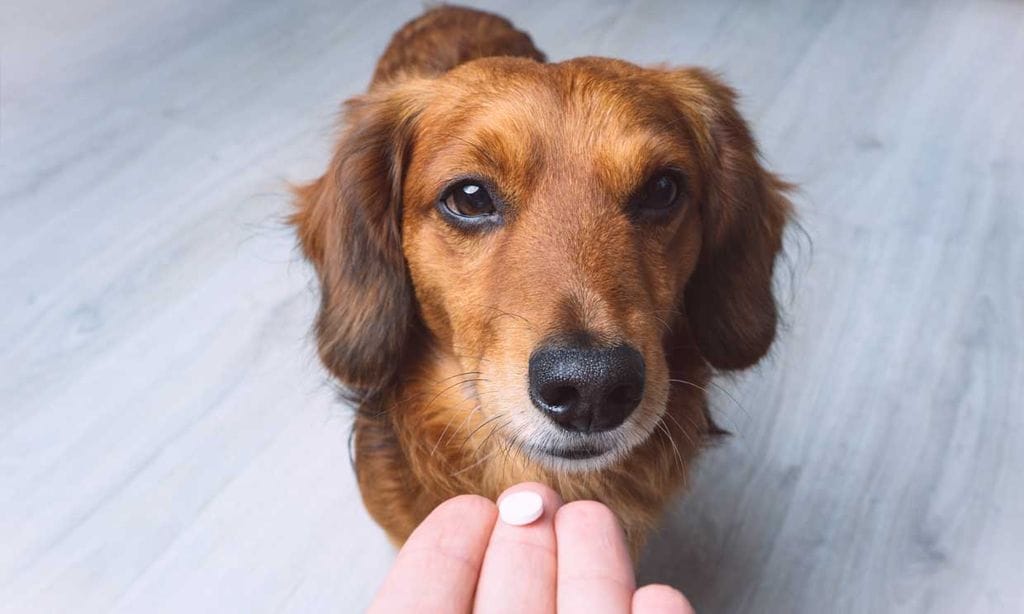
[528,343,645,433]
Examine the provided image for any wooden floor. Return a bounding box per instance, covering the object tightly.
[2,0,1022,611]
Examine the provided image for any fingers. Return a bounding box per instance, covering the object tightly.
[632,584,695,614]
[369,487,691,614]
[473,482,563,614]
[368,494,497,614]
[555,500,636,614]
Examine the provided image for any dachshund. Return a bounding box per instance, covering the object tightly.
[292,5,792,554]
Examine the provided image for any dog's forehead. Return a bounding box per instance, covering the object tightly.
[430,57,680,137]
[416,58,694,198]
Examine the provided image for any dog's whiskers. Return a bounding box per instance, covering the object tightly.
[452,416,512,477]
[498,423,524,480]
[504,415,531,477]
[661,408,700,450]
[471,304,537,332]
[651,313,673,334]
[416,374,490,460]
[457,412,507,457]
[430,403,481,458]
[422,375,487,414]
[655,419,686,475]
[668,377,748,421]
[438,389,503,450]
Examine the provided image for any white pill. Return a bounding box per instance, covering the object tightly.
[498,491,544,526]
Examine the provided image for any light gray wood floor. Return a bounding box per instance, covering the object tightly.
[2,0,1022,612]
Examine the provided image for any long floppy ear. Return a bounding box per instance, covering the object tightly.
[291,83,424,395]
[668,68,793,371]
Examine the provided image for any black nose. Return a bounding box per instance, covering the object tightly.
[528,343,645,433]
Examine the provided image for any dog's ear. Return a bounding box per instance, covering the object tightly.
[665,68,792,371]
[292,83,425,395]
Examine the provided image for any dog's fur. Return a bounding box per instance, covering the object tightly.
[292,6,791,553]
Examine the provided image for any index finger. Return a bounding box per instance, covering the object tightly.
[368,494,498,613]
[473,482,563,613]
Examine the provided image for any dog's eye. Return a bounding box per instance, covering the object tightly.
[441,182,496,219]
[632,172,681,213]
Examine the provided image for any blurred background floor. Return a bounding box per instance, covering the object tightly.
[2,0,1022,612]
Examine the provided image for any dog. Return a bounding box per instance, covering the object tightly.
[292,5,791,553]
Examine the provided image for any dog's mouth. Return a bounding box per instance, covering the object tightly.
[518,440,616,468]
[536,445,606,460]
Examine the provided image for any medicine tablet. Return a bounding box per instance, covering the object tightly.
[498,491,544,526]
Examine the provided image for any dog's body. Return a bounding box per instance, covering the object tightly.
[293,6,791,553]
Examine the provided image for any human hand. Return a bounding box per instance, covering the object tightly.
[368,482,693,613]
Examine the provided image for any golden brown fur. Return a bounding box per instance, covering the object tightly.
[292,5,791,554]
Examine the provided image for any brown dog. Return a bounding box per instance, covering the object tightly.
[292,6,791,553]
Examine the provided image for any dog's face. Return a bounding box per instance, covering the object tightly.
[294,58,790,472]
[401,59,706,470]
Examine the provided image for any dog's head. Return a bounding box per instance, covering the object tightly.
[294,57,790,471]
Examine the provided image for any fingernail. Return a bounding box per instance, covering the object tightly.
[498,491,544,526]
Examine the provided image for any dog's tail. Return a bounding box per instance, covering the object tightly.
[370,5,545,87]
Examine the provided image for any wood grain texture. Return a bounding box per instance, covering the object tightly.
[1,0,1021,612]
